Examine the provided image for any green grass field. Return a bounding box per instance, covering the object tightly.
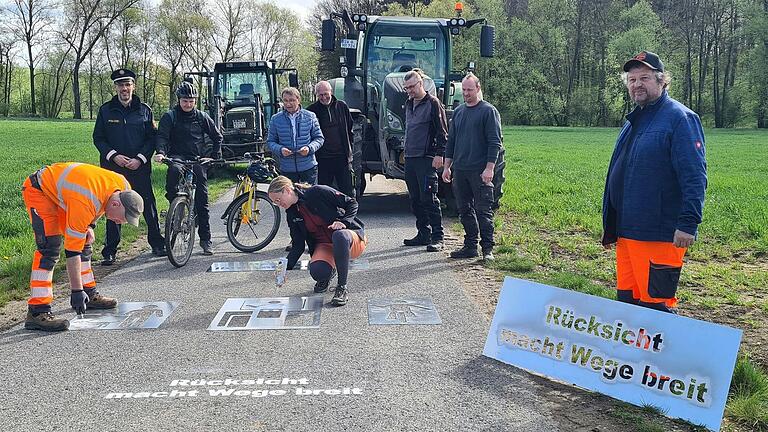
[492,126,768,311]
[0,119,235,305]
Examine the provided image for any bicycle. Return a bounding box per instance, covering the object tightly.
[220,152,281,253]
[161,157,219,267]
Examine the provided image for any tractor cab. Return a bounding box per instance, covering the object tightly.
[186,60,297,159]
[322,9,496,197]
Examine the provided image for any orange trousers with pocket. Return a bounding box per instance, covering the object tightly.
[22,177,96,308]
[616,237,686,311]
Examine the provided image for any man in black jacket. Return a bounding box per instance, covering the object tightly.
[402,69,449,252]
[93,68,165,265]
[306,81,356,198]
[153,81,223,255]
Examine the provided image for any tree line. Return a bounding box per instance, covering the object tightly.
[1,0,766,128]
[0,0,318,119]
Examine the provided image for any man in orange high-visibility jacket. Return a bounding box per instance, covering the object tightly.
[21,162,144,331]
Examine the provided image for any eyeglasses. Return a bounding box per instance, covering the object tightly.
[403,81,421,91]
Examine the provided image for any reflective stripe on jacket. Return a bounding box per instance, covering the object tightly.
[37,162,131,251]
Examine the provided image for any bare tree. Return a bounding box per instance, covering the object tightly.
[211,0,248,62]
[136,3,160,108]
[37,43,74,118]
[59,0,140,119]
[156,0,206,107]
[6,0,56,115]
[0,35,16,116]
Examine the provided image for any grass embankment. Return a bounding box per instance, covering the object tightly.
[0,119,235,305]
[490,126,768,430]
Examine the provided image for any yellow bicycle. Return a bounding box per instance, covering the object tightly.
[221,153,281,252]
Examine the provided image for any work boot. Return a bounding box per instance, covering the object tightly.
[403,232,430,246]
[450,246,478,259]
[314,268,337,294]
[200,240,214,256]
[426,240,444,252]
[331,285,349,306]
[87,292,118,310]
[24,311,69,332]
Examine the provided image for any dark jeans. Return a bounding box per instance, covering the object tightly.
[284,166,318,186]
[453,168,495,252]
[102,166,163,258]
[165,163,211,242]
[404,157,443,241]
[318,157,355,198]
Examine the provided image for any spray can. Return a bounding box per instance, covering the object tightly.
[275,257,288,289]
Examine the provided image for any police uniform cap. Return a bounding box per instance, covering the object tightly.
[111,68,136,83]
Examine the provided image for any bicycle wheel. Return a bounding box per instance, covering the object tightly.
[165,196,196,267]
[226,190,281,252]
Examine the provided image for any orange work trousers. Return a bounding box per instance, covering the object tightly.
[310,232,368,268]
[22,176,96,309]
[616,237,686,312]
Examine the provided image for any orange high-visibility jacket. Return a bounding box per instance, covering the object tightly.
[37,162,131,252]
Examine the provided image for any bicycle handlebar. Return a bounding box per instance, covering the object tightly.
[160,157,225,167]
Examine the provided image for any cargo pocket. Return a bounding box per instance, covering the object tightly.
[424,174,439,195]
[648,261,682,299]
[30,209,47,250]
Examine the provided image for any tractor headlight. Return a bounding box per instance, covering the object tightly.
[386,110,403,131]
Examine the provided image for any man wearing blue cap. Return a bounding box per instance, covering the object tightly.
[601,51,707,313]
[93,68,166,265]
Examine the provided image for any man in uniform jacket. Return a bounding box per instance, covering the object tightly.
[93,68,165,265]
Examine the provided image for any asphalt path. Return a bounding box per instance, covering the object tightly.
[0,176,558,431]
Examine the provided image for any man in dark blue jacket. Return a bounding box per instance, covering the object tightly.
[93,68,165,265]
[601,51,707,313]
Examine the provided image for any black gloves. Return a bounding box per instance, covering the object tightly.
[70,290,90,315]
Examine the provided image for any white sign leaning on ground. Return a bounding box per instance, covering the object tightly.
[483,277,742,432]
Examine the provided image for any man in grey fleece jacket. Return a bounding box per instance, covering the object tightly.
[442,73,503,262]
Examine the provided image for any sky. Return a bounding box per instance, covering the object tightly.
[281,0,317,20]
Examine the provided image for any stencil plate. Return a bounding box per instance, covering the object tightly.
[68,302,179,330]
[208,259,369,273]
[208,296,323,330]
[367,297,442,325]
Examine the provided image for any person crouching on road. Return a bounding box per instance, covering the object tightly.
[22,162,144,331]
[268,176,367,306]
[154,80,223,256]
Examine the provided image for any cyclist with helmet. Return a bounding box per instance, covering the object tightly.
[154,80,223,255]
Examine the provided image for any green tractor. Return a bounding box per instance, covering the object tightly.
[321,7,505,206]
[186,60,298,159]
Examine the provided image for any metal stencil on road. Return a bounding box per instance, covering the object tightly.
[208,258,370,273]
[68,302,179,330]
[208,296,323,330]
[367,297,442,325]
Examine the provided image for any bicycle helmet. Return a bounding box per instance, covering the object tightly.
[176,81,198,98]
[247,161,274,183]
